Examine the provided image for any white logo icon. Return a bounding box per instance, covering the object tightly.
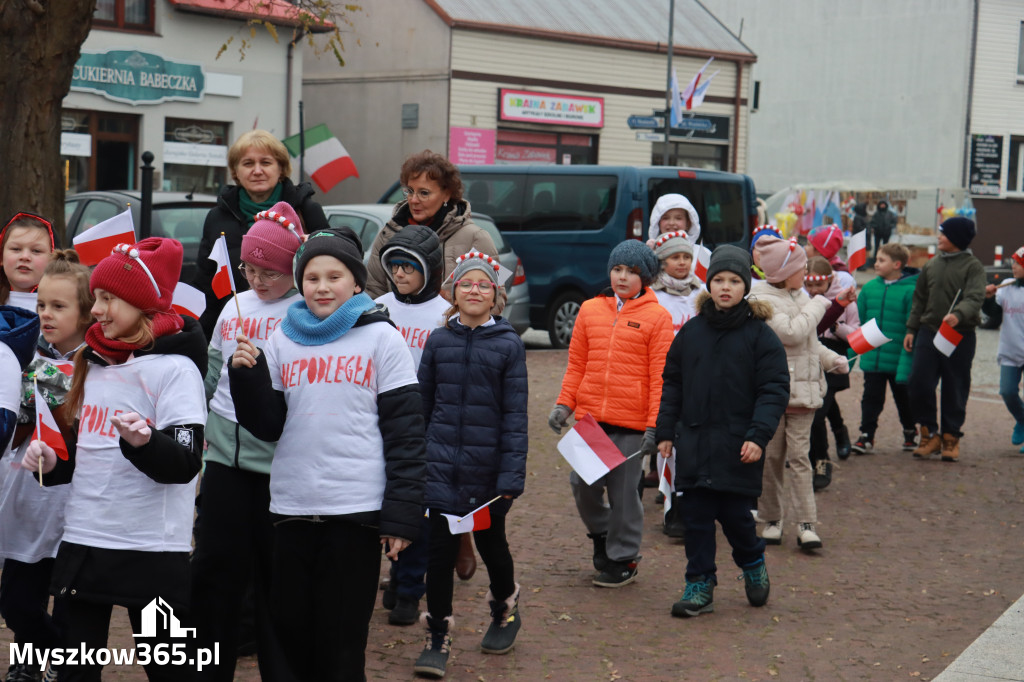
[133,597,196,638]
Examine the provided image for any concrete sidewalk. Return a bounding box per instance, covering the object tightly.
[934,592,1024,681]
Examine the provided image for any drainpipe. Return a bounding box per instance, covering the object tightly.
[961,0,978,188]
[286,28,307,136]
[732,59,741,173]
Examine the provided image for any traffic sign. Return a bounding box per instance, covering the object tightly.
[627,115,662,130]
[674,117,713,131]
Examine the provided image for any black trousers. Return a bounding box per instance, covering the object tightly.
[909,327,976,437]
[809,386,839,464]
[189,462,289,681]
[272,516,380,682]
[679,488,765,581]
[426,499,515,621]
[860,371,915,439]
[0,558,66,650]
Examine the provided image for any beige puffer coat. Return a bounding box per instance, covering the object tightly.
[747,283,843,410]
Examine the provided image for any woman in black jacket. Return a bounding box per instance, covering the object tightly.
[193,130,327,338]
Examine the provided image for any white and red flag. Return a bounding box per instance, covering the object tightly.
[692,244,713,283]
[557,413,637,485]
[847,230,868,271]
[34,393,69,462]
[171,282,206,320]
[933,321,963,357]
[681,57,715,110]
[689,70,720,109]
[208,235,236,299]
[72,210,135,266]
[659,451,676,515]
[441,496,500,534]
[847,319,891,355]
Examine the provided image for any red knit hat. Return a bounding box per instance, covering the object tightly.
[90,237,182,314]
[808,225,844,260]
[243,201,305,274]
[1014,246,1024,268]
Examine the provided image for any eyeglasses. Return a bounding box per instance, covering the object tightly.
[401,187,434,201]
[238,262,285,282]
[454,279,494,293]
[388,261,418,274]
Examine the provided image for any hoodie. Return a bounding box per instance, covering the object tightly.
[647,194,702,245]
[379,224,444,304]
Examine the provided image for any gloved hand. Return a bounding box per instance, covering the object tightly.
[20,440,57,475]
[548,404,572,434]
[110,411,152,448]
[640,427,657,456]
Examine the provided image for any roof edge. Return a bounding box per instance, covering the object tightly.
[167,0,335,33]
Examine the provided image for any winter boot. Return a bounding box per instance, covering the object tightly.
[671,575,715,617]
[761,521,782,544]
[812,460,833,491]
[941,434,960,462]
[587,532,609,572]
[740,557,770,607]
[413,614,453,678]
[455,534,477,581]
[834,426,852,459]
[480,584,521,654]
[796,522,823,551]
[388,595,421,626]
[662,502,686,539]
[913,426,942,458]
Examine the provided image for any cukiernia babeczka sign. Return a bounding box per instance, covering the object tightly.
[71,50,205,105]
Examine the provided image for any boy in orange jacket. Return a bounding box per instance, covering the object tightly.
[549,240,674,588]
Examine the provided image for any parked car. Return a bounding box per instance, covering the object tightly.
[64,190,218,283]
[381,165,758,347]
[320,204,530,334]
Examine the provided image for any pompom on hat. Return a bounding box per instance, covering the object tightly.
[939,216,976,251]
[90,237,182,314]
[445,250,505,290]
[607,239,659,287]
[807,225,844,260]
[292,227,367,291]
[755,236,807,284]
[242,201,305,274]
[653,230,693,260]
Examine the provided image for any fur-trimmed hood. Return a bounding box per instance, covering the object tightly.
[695,291,773,320]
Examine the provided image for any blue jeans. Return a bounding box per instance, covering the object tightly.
[1000,364,1024,424]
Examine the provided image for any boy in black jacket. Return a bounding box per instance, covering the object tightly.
[655,245,789,618]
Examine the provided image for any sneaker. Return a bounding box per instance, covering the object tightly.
[796,523,822,550]
[761,521,782,545]
[902,428,918,451]
[480,585,521,654]
[834,426,851,460]
[913,427,942,458]
[1013,422,1024,446]
[414,615,452,678]
[388,596,420,626]
[587,532,609,572]
[941,434,960,462]
[671,575,715,617]
[740,557,770,607]
[812,460,832,491]
[593,557,640,588]
[5,665,40,682]
[41,666,57,682]
[851,434,873,455]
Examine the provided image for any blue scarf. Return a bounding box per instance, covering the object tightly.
[281,292,376,346]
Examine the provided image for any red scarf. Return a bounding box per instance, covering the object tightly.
[85,311,183,364]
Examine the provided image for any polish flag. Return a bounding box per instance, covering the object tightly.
[558,413,632,485]
[847,230,868,271]
[847,319,891,355]
[659,450,676,515]
[933,321,963,357]
[34,395,69,461]
[172,282,206,320]
[692,244,713,283]
[72,210,135,266]
[441,499,495,534]
[681,57,715,110]
[208,235,236,299]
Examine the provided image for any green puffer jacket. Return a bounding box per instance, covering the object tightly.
[203,346,276,474]
[856,269,918,382]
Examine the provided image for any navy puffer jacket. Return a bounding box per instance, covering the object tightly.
[419,317,528,515]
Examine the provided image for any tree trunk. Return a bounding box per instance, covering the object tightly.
[0,0,96,245]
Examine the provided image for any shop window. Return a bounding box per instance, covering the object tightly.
[163,119,230,195]
[1008,137,1024,194]
[94,0,154,31]
[496,129,598,165]
[652,141,728,171]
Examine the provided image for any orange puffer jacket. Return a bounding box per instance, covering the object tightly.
[557,288,674,431]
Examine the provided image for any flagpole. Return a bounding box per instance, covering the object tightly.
[663,0,675,166]
[222,231,244,326]
[946,289,962,317]
[298,101,305,182]
[460,495,503,521]
[34,377,42,487]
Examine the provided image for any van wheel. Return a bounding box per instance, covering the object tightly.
[547,291,585,349]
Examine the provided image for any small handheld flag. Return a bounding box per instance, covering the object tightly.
[933,321,963,357]
[72,210,135,266]
[692,244,713,284]
[658,450,676,516]
[441,495,501,534]
[847,319,891,355]
[208,234,236,300]
[847,230,867,271]
[33,378,69,486]
[171,282,206,320]
[557,414,639,485]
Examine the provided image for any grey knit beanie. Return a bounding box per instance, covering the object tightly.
[607,240,659,286]
[653,230,694,261]
[706,244,752,294]
[444,250,503,290]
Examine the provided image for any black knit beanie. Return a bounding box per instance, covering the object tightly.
[292,227,367,291]
[706,244,752,294]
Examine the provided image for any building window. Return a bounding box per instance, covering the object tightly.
[652,141,728,171]
[1018,22,1024,80]
[496,129,598,165]
[94,0,154,31]
[1008,137,1024,194]
[162,119,230,195]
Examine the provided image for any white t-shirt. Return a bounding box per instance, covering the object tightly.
[61,353,205,552]
[0,354,73,562]
[374,292,448,368]
[264,321,418,516]
[209,290,300,422]
[654,289,700,335]
[6,291,37,315]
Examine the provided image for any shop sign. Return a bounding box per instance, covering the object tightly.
[163,141,227,167]
[72,50,205,105]
[449,127,495,165]
[496,145,557,165]
[499,89,603,128]
[61,133,92,158]
[969,134,1002,196]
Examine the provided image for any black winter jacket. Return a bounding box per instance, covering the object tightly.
[379,224,444,304]
[193,179,327,338]
[419,317,528,515]
[655,294,789,498]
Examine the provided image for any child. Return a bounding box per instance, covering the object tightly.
[413,251,528,678]
[645,194,702,248]
[228,227,426,681]
[852,243,919,455]
[749,225,783,282]
[190,202,304,680]
[804,257,859,490]
[904,217,987,461]
[0,250,89,682]
[805,224,856,290]
[22,238,208,680]
[985,246,1024,452]
[549,240,673,587]
[656,245,789,617]
[1,212,55,312]
[748,237,848,550]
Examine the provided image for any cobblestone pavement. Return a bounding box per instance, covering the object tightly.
[3,329,1022,681]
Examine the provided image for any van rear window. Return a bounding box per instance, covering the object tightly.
[462,173,617,233]
[647,179,745,246]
